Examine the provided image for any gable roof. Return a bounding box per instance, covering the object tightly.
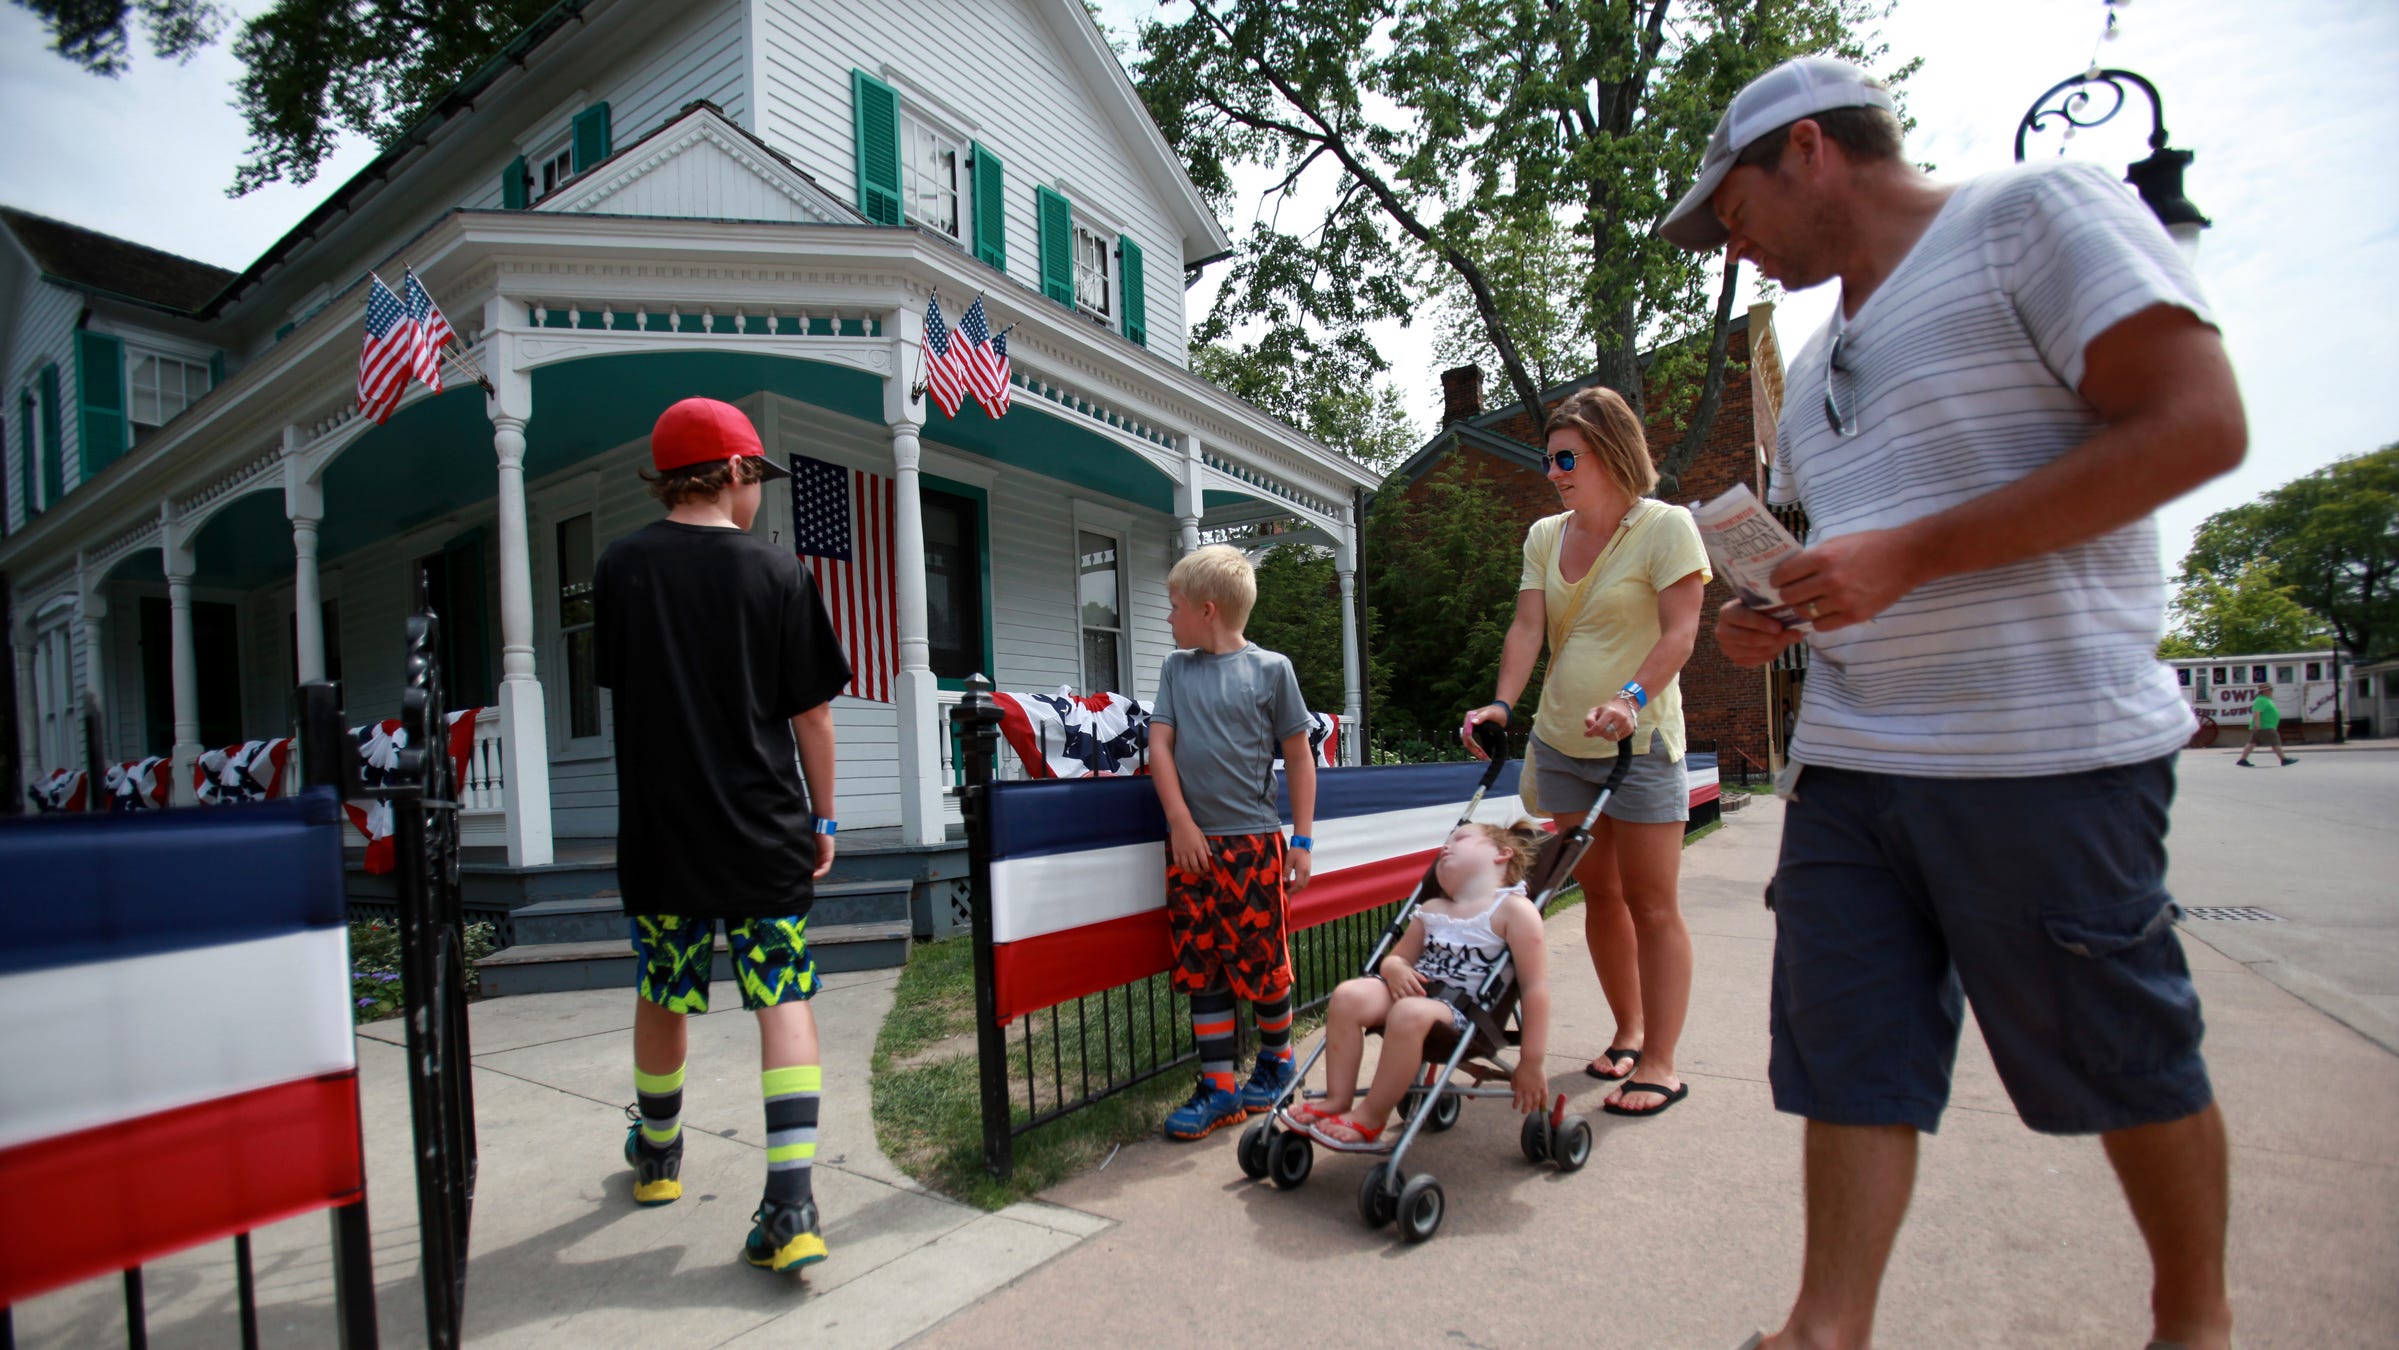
[0,206,237,314]
[1042,0,1234,267]
[538,100,863,224]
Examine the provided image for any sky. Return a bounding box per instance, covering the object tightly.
[2,0,2392,572]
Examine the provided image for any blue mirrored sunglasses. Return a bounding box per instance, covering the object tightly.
[1542,448,1579,474]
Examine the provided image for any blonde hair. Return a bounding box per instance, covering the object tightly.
[1168,543,1258,628]
[1544,386,1658,500]
[1466,819,1546,886]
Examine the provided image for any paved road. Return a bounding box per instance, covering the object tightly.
[2167,741,2399,1054]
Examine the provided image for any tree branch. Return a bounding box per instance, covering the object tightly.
[1657,258,1744,495]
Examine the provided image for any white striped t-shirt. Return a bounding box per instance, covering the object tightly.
[1774,160,2211,777]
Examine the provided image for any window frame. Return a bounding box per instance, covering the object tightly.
[1071,220,1112,321]
[899,106,971,246]
[1071,500,1134,697]
[126,347,213,434]
[532,471,609,759]
[30,608,74,773]
[921,474,992,693]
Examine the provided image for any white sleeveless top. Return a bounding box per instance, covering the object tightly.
[1415,886,1521,991]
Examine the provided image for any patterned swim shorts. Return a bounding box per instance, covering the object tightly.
[630,915,818,1014]
[1166,831,1292,1003]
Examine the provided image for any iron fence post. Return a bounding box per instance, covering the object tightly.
[952,675,1013,1178]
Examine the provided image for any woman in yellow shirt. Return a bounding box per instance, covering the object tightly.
[1460,386,1710,1117]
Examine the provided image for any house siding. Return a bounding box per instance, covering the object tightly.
[755,0,1188,363]
[6,277,83,531]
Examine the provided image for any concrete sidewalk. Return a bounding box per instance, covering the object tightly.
[911,797,2399,1350]
[11,967,1109,1348]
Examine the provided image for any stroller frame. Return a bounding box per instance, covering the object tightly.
[1236,724,1634,1242]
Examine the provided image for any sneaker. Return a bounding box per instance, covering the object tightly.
[1237,1053,1297,1116]
[744,1197,828,1272]
[1162,1077,1246,1141]
[622,1106,683,1206]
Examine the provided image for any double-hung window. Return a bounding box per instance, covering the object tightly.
[902,111,966,243]
[1072,223,1111,320]
[556,513,601,740]
[1077,528,1125,694]
[536,143,575,201]
[129,351,211,442]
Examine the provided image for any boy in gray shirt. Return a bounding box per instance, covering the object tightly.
[1149,545,1319,1140]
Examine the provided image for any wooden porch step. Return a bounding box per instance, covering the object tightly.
[475,920,911,998]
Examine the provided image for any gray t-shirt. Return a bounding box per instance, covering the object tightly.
[1151,642,1313,835]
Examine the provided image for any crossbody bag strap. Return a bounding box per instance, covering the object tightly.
[1544,501,1651,658]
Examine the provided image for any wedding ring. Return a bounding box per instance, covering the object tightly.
[1802,600,1819,621]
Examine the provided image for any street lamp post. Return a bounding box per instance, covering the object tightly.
[2016,68,2211,256]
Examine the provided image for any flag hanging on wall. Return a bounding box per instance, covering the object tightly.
[791,454,898,703]
[401,269,457,393]
[957,299,1011,417]
[356,274,415,424]
[921,296,967,419]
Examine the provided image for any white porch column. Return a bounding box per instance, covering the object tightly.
[485,335,554,866]
[1338,524,1363,766]
[75,554,108,769]
[887,305,942,845]
[1175,433,1203,554]
[162,516,201,806]
[284,433,327,685]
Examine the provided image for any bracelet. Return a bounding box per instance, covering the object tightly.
[1620,680,1648,710]
[813,816,838,835]
[1489,698,1511,724]
[1288,834,1314,852]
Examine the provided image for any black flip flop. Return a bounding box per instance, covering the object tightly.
[1603,1080,1690,1117]
[1584,1047,1642,1081]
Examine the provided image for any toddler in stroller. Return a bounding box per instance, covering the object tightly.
[1293,820,1553,1148]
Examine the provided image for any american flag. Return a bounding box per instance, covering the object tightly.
[921,296,967,419]
[401,269,456,393]
[790,454,897,703]
[357,274,415,424]
[957,299,1011,417]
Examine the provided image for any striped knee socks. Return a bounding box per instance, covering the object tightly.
[634,1062,684,1151]
[762,1064,821,1207]
[1254,993,1294,1063]
[1191,987,1237,1092]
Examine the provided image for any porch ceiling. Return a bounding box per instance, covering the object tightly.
[923,397,1175,515]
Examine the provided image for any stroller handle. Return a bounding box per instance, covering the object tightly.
[1471,720,1510,786]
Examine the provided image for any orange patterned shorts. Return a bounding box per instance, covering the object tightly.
[1166,831,1293,1002]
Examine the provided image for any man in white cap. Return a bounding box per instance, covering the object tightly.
[1671,58,2245,1350]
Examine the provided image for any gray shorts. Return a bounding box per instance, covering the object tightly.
[2242,727,2284,752]
[1768,755,2213,1136]
[1529,736,1688,824]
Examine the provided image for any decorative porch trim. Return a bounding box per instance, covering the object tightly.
[1197,450,1338,521]
[172,444,285,534]
[87,516,163,576]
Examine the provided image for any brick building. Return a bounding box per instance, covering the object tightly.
[1384,302,1790,777]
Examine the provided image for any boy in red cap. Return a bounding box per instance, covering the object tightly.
[594,396,852,1274]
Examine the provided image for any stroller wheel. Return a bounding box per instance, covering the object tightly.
[1268,1129,1314,1191]
[1237,1117,1273,1181]
[1424,1091,1462,1133]
[1356,1161,1398,1228]
[1519,1111,1552,1164]
[1397,1173,1446,1243]
[1552,1116,1594,1172]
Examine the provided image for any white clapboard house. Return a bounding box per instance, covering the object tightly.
[1,0,1378,976]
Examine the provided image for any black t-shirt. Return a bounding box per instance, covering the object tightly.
[594,519,851,919]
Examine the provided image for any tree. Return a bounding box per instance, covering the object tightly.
[1136,0,1912,493]
[1361,457,1538,739]
[2163,561,2330,657]
[1244,543,1348,712]
[20,0,556,196]
[2180,445,2399,659]
[1191,341,1419,472]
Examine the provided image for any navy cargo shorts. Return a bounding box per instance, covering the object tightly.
[1767,754,2214,1136]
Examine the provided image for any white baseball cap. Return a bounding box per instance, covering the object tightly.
[1661,56,1896,252]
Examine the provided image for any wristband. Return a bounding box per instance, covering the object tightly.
[1489,698,1511,724]
[813,816,838,835]
[1620,680,1648,710]
[1288,834,1313,852]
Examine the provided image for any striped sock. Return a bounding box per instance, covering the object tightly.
[634,1062,684,1151]
[1191,987,1237,1092]
[762,1064,820,1207]
[1253,993,1294,1062]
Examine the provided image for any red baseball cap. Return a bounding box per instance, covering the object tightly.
[650,397,789,479]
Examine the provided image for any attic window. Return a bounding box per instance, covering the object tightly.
[536,142,575,201]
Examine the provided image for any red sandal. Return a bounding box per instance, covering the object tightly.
[1305,1113,1392,1153]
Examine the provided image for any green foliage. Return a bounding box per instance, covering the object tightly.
[12,0,224,76]
[1137,0,1913,457]
[1363,458,1538,738]
[2163,562,2330,658]
[349,918,497,1022]
[1191,341,1419,472]
[1244,543,1346,711]
[2179,444,2399,659]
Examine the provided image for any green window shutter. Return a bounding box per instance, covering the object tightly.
[502,155,529,210]
[1118,235,1146,347]
[850,70,903,226]
[39,363,64,504]
[571,102,612,174]
[208,351,226,386]
[74,330,127,478]
[970,142,1006,270]
[1036,186,1075,307]
[14,392,29,521]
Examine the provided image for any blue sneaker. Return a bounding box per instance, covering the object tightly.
[1163,1077,1245,1141]
[1237,1053,1296,1116]
[743,1197,827,1273]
